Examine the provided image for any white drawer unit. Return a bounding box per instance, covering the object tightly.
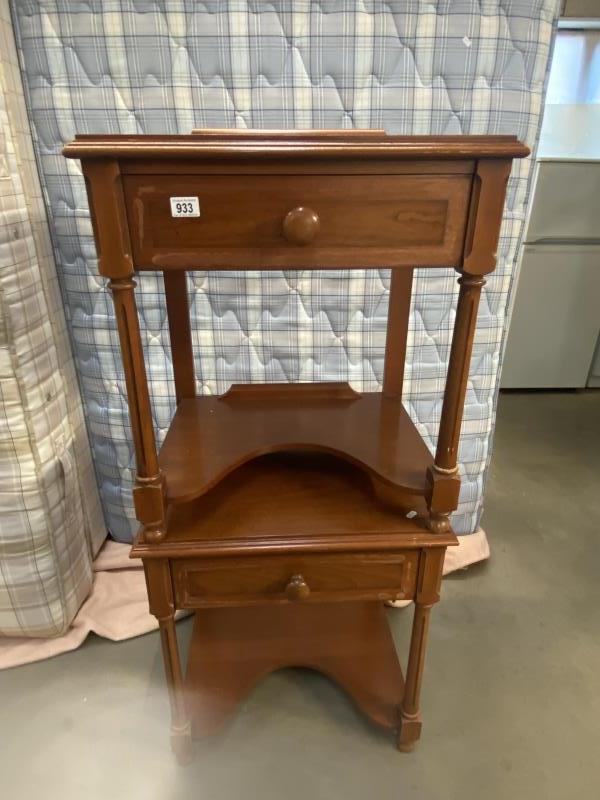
[526,161,600,243]
[502,160,600,389]
[503,244,600,388]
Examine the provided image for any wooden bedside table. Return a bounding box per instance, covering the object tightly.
[64,129,528,763]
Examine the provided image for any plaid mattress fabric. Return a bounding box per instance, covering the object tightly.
[12,0,559,542]
[0,0,104,637]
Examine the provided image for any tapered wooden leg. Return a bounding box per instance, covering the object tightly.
[144,559,192,764]
[158,615,193,765]
[397,548,444,752]
[397,601,432,751]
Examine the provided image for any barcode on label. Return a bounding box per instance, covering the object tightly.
[170,197,200,217]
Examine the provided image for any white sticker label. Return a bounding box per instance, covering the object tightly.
[170,196,200,217]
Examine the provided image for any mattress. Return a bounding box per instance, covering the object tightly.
[0,0,104,637]
[11,0,559,542]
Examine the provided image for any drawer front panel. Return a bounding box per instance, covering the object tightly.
[123,174,471,269]
[172,552,419,608]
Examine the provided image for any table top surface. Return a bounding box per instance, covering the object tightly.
[63,130,529,160]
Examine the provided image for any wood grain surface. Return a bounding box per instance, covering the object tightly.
[122,172,471,269]
[185,602,405,736]
[158,384,434,504]
[69,128,528,759]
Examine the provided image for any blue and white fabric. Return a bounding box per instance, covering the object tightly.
[11,0,559,542]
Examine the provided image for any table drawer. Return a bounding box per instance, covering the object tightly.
[123,173,471,269]
[172,552,419,608]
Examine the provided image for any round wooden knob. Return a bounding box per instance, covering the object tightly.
[285,574,311,601]
[282,207,320,245]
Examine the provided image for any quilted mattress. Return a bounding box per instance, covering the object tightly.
[0,0,104,637]
[11,1,559,542]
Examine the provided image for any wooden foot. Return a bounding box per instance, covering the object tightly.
[185,602,405,737]
[170,721,193,766]
[397,713,422,752]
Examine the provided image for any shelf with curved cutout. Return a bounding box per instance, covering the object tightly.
[184,601,405,737]
[158,382,434,505]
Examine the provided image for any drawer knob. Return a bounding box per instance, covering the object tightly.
[285,574,311,601]
[283,207,320,245]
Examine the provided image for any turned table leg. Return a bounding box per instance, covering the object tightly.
[398,600,432,751]
[158,615,193,765]
[144,559,192,764]
[398,548,444,752]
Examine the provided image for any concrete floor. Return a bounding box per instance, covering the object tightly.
[1,391,599,800]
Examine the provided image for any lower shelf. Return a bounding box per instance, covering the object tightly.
[185,601,405,736]
[131,452,458,559]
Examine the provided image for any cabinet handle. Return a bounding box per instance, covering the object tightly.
[282,206,320,245]
[285,574,311,601]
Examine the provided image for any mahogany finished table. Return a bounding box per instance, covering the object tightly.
[64,129,528,763]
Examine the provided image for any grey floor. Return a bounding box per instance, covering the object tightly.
[1,391,599,800]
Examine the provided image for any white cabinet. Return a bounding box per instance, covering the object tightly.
[502,160,600,388]
[502,244,600,388]
[526,162,600,242]
[588,338,600,387]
